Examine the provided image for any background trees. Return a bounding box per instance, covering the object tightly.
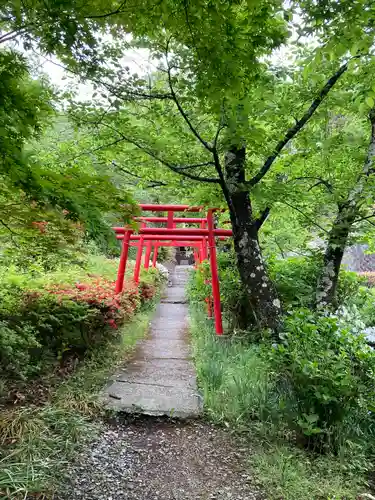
[1,0,375,318]
[28,0,369,328]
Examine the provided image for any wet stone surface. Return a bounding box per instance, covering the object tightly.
[56,266,262,499]
[101,266,201,418]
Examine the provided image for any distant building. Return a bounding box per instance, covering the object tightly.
[342,244,375,272]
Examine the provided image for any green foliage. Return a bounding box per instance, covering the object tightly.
[0,308,154,498]
[189,306,368,499]
[0,49,54,170]
[191,306,274,423]
[156,245,174,263]
[189,250,366,330]
[0,255,161,380]
[0,0,116,62]
[0,49,135,261]
[187,252,252,330]
[269,255,321,308]
[0,321,40,379]
[351,287,375,327]
[252,444,364,500]
[0,405,97,499]
[0,52,135,271]
[269,255,366,309]
[270,309,375,451]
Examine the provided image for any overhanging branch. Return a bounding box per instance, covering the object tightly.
[165,44,213,153]
[115,164,168,187]
[74,119,220,183]
[0,28,26,43]
[287,176,333,193]
[247,61,351,187]
[31,51,172,102]
[353,212,375,224]
[67,137,127,163]
[281,200,328,233]
[84,0,127,19]
[173,161,215,170]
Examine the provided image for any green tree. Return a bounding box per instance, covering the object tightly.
[68,49,362,329]
[0,48,134,264]
[7,0,375,326]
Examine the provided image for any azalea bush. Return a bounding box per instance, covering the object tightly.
[47,278,141,329]
[0,268,160,380]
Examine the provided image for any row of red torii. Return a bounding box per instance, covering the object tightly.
[113,204,233,335]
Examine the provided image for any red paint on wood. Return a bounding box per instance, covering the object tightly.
[115,230,131,294]
[207,209,223,335]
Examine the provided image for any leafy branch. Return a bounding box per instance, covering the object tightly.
[247,61,351,187]
[84,1,128,19]
[280,200,329,233]
[165,41,213,153]
[287,176,333,193]
[115,163,168,187]
[72,119,220,183]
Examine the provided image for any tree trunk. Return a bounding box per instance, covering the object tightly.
[223,145,282,331]
[316,203,356,308]
[316,106,375,308]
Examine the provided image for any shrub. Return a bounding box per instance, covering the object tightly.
[189,250,366,331]
[269,308,375,451]
[268,255,320,308]
[140,266,168,288]
[187,255,252,329]
[269,255,366,309]
[0,268,161,379]
[347,286,375,327]
[47,278,141,328]
[0,321,41,379]
[139,282,156,302]
[189,305,371,497]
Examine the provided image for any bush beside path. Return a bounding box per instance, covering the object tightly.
[0,255,164,498]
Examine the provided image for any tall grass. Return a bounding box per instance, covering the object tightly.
[0,309,153,499]
[190,306,368,499]
[192,313,274,425]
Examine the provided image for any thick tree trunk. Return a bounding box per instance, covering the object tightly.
[316,203,356,308]
[224,146,282,331]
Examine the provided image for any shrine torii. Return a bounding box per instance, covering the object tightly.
[112,204,233,335]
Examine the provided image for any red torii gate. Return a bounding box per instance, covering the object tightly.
[113,204,233,335]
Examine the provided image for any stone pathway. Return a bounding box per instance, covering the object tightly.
[101,265,202,418]
[57,266,262,500]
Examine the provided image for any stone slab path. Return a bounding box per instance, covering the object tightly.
[101,266,202,418]
[57,266,262,500]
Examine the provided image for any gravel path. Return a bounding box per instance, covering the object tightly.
[57,416,263,500]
